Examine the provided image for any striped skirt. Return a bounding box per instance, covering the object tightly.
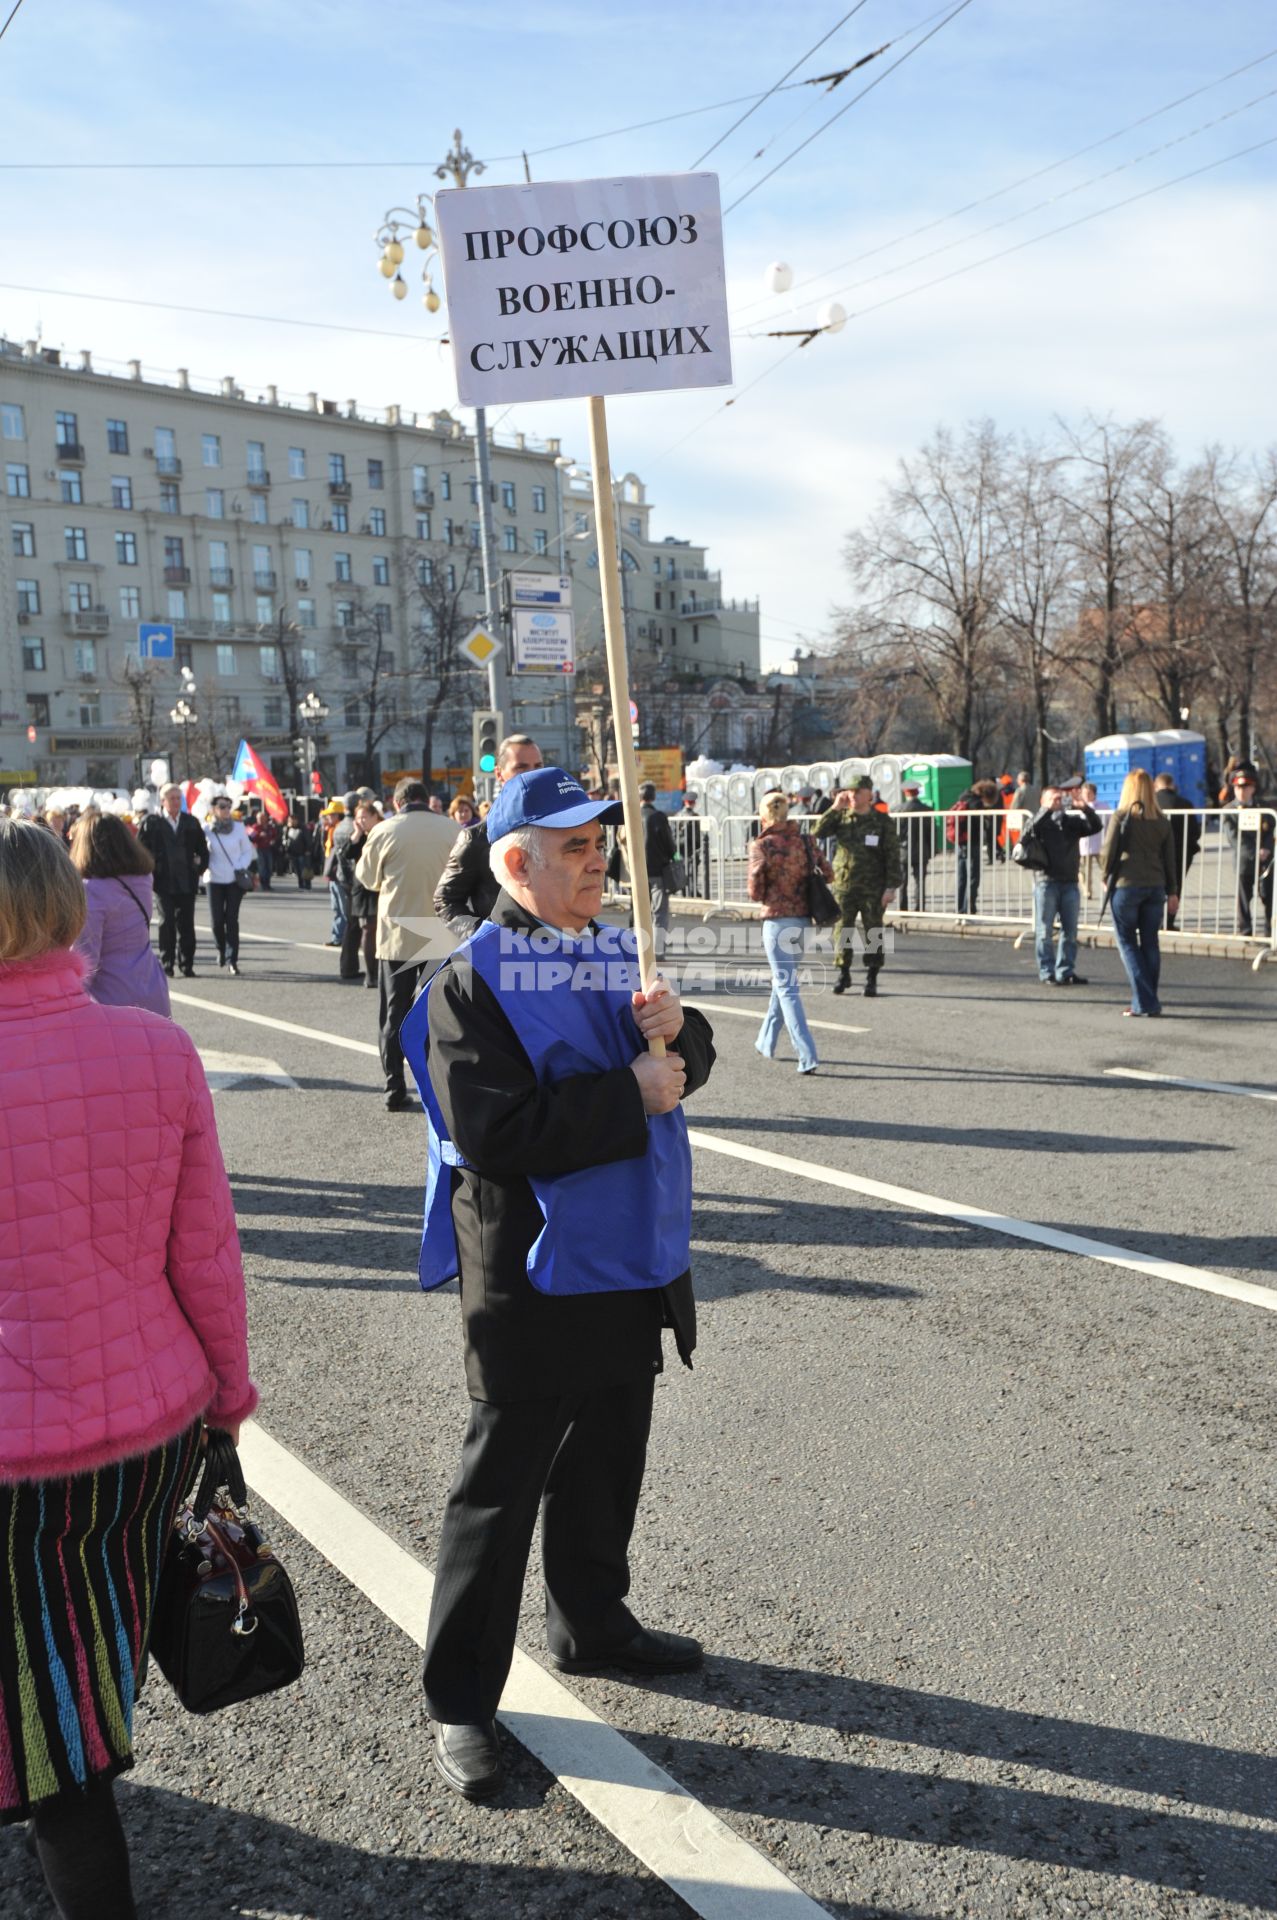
[0,1423,202,1823]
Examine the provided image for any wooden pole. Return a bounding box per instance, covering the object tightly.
[586,394,665,1059]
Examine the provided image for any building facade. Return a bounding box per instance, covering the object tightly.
[0,339,759,795]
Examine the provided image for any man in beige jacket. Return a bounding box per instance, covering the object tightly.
[355,777,458,1110]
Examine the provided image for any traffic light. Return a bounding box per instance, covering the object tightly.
[472,708,503,777]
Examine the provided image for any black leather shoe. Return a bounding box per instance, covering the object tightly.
[385,1088,413,1112]
[228,962,240,976]
[180,966,195,978]
[432,1721,504,1800]
[1058,974,1088,985]
[162,963,174,977]
[552,1627,703,1677]
[831,973,849,996]
[863,975,878,997]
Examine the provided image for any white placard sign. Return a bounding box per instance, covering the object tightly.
[511,606,576,674]
[435,173,733,406]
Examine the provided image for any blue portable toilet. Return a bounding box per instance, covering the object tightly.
[1152,729,1207,805]
[1083,733,1158,809]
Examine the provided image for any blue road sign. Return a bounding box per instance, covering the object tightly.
[138,622,175,660]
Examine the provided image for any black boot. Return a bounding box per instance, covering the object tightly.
[831,963,850,996]
[864,973,879,997]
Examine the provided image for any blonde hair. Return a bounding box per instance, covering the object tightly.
[760,793,790,826]
[0,817,88,963]
[1117,769,1158,815]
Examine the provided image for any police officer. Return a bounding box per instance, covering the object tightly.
[812,776,902,996]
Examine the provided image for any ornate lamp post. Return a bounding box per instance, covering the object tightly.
[170,696,197,781]
[298,689,329,796]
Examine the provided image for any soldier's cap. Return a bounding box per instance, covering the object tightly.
[901,782,921,793]
[486,767,624,845]
[853,775,874,792]
[1232,762,1259,783]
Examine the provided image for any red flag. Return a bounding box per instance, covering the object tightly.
[232,738,288,824]
[310,768,324,797]
[181,780,200,814]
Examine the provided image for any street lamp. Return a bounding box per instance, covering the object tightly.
[170,697,197,780]
[298,689,329,797]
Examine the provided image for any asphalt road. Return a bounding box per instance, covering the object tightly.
[3,888,1274,1920]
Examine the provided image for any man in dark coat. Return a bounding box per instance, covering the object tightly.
[433,733,542,938]
[1222,763,1275,937]
[1153,773,1202,930]
[896,781,932,911]
[138,784,208,976]
[1021,779,1101,984]
[409,770,715,1801]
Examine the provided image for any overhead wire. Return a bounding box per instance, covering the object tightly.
[688,0,874,170]
[0,0,26,45]
[0,280,446,344]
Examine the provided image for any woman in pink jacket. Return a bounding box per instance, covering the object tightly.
[0,818,256,1920]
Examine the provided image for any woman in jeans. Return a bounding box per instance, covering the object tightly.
[0,819,255,1919]
[1102,768,1178,1017]
[747,792,830,1074]
[204,793,256,975]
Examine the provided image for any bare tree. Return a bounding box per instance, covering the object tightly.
[1058,415,1161,736]
[1125,443,1219,728]
[843,422,1009,762]
[1201,447,1277,764]
[403,544,485,788]
[115,656,164,787]
[993,440,1075,782]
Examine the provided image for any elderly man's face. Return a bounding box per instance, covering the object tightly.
[162,790,182,817]
[507,823,608,931]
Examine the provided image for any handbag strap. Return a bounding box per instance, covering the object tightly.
[113,877,153,927]
[187,1428,248,1523]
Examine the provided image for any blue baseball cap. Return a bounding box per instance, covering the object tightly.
[486,767,624,845]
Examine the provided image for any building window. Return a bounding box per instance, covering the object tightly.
[328,453,346,485]
[55,410,79,448]
[205,488,224,518]
[263,694,283,728]
[416,513,431,541]
[119,585,141,619]
[217,695,241,726]
[11,521,35,557]
[628,516,641,535]
[574,512,588,534]
[72,637,96,670]
[111,475,133,509]
[159,481,180,513]
[297,598,316,628]
[16,579,40,614]
[445,563,457,592]
[201,433,222,468]
[372,555,390,585]
[468,477,480,506]
[5,463,30,497]
[331,552,351,583]
[167,589,187,619]
[667,559,676,580]
[65,527,89,561]
[368,507,386,537]
[502,526,518,552]
[693,624,700,643]
[331,502,348,533]
[78,692,101,728]
[288,447,306,479]
[115,531,138,565]
[335,601,354,628]
[532,484,546,513]
[208,538,230,575]
[1,403,25,440]
[154,426,177,471]
[259,645,280,680]
[22,634,45,672]
[294,548,312,583]
[439,472,451,501]
[247,440,267,481]
[468,523,481,549]
[343,695,361,728]
[106,418,128,453]
[27,692,50,727]
[442,518,454,545]
[300,647,318,679]
[417,556,434,585]
[212,591,232,625]
[175,641,193,671]
[373,603,392,631]
[413,463,429,496]
[501,481,516,511]
[59,475,86,512]
[250,494,267,524]
[367,458,384,490]
[533,528,548,555]
[255,594,273,622]
[216,645,236,676]
[292,498,310,530]
[164,534,185,569]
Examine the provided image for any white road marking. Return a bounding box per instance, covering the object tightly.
[1105,1067,1277,1103]
[231,928,338,955]
[687,1131,1277,1316]
[239,1423,828,1920]
[684,999,868,1037]
[197,1049,300,1092]
[171,991,1276,1316]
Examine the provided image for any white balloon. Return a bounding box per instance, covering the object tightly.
[765,261,793,294]
[818,300,847,335]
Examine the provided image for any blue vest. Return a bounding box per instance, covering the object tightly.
[400,919,692,1298]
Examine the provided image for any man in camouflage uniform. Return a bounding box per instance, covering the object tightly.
[812,777,902,996]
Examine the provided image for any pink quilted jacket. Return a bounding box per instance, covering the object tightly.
[0,949,257,1483]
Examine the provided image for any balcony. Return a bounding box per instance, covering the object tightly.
[163,565,191,585]
[253,570,277,591]
[155,455,182,476]
[172,618,216,638]
[209,567,234,588]
[246,468,271,489]
[328,479,352,499]
[413,489,435,508]
[55,442,85,465]
[65,608,110,633]
[294,576,310,591]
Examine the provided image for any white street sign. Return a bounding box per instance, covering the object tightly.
[512,606,576,675]
[435,173,732,406]
[508,570,573,607]
[458,624,504,668]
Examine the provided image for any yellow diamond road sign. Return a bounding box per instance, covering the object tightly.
[460,624,502,667]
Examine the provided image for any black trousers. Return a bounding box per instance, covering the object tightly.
[378,958,426,1093]
[1236,858,1274,936]
[154,889,196,969]
[423,1378,655,1724]
[207,881,244,963]
[340,914,376,981]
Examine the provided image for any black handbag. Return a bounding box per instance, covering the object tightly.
[151,1430,304,1715]
[803,835,840,927]
[234,866,256,892]
[1010,833,1049,871]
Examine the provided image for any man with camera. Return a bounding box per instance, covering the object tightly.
[1021,778,1102,986]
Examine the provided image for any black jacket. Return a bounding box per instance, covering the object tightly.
[138,810,208,894]
[642,802,676,878]
[1023,802,1101,884]
[336,822,377,918]
[425,891,716,1402]
[1155,788,1202,885]
[434,821,499,939]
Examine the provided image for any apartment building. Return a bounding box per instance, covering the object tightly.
[0,339,760,792]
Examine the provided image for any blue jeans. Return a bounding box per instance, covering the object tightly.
[329,879,349,943]
[1034,879,1080,980]
[1111,885,1166,1013]
[756,918,818,1072]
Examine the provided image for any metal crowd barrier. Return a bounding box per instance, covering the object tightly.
[659,807,1277,967]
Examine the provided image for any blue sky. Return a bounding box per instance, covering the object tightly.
[2,0,1272,667]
